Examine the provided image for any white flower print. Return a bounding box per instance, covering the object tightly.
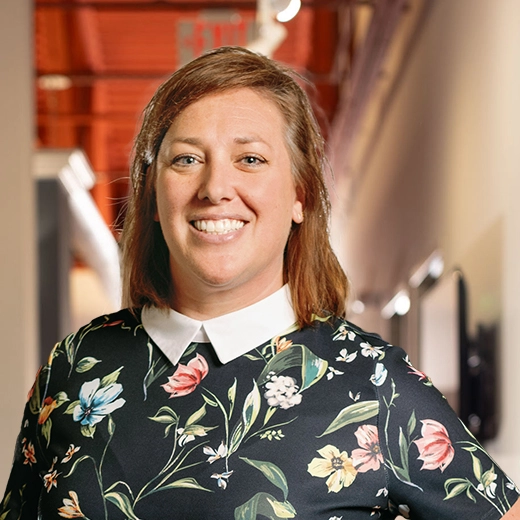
[360,342,384,359]
[327,367,344,380]
[376,487,388,497]
[332,325,357,342]
[506,478,520,493]
[477,470,498,499]
[332,325,348,341]
[264,375,302,409]
[336,348,357,363]
[349,391,361,402]
[176,426,207,446]
[203,441,227,464]
[211,470,233,489]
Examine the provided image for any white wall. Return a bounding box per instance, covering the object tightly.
[0,0,37,492]
[342,0,520,481]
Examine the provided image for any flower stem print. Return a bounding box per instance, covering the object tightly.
[381,379,423,490]
[142,339,170,401]
[62,416,119,519]
[137,404,213,502]
[443,440,513,515]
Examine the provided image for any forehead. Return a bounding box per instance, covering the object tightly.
[166,88,287,136]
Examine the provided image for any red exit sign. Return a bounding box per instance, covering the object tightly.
[177,10,257,66]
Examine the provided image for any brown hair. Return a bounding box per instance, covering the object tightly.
[121,46,348,327]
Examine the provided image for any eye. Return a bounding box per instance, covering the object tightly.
[239,155,266,167]
[172,154,200,167]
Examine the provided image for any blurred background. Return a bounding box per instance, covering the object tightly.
[1,0,520,490]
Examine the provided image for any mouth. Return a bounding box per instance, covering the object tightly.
[192,219,245,235]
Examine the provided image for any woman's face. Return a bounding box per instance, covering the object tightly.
[155,88,303,315]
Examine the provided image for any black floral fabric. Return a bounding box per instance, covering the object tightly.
[1,310,518,519]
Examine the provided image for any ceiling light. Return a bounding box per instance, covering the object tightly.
[38,74,72,91]
[381,289,411,319]
[275,0,301,22]
[409,251,444,288]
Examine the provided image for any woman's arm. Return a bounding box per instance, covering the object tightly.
[503,499,520,519]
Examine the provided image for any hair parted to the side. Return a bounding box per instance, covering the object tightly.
[120,45,348,327]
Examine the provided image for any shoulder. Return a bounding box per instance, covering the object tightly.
[45,309,147,375]
[63,308,143,346]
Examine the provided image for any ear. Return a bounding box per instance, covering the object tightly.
[292,198,304,224]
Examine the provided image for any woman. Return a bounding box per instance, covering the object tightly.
[2,46,519,519]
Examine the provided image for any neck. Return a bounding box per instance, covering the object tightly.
[170,277,284,320]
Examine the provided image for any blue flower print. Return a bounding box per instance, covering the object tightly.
[370,363,388,387]
[73,378,126,426]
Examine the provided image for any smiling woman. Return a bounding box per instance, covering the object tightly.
[154,88,303,317]
[1,46,519,520]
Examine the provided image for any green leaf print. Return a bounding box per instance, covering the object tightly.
[235,492,296,520]
[229,381,261,455]
[240,458,289,500]
[100,366,124,387]
[471,453,483,481]
[398,426,410,475]
[41,418,52,448]
[149,406,179,438]
[76,356,102,373]
[155,477,212,493]
[317,400,379,437]
[104,491,141,520]
[444,478,472,500]
[258,345,328,392]
[64,400,80,414]
[228,378,238,417]
[81,424,96,438]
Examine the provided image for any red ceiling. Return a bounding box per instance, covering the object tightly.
[35,0,343,228]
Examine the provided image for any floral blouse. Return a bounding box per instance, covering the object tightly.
[1,310,518,519]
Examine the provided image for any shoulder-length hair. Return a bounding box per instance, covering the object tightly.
[121,46,348,327]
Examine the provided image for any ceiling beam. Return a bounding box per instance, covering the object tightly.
[36,0,342,11]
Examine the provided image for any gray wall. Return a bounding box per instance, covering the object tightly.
[0,0,38,491]
[339,0,520,480]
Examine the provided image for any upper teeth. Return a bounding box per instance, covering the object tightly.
[193,219,245,234]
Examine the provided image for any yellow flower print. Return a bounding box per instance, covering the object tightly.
[38,396,58,425]
[58,490,85,518]
[307,445,358,493]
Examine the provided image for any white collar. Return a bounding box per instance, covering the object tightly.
[141,285,297,365]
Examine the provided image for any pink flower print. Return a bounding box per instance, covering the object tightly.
[351,425,383,473]
[162,354,209,398]
[103,319,124,327]
[408,365,432,384]
[414,419,454,472]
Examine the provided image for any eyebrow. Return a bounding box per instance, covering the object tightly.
[168,135,270,147]
[234,135,270,146]
[169,137,203,146]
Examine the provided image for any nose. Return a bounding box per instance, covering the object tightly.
[197,158,235,204]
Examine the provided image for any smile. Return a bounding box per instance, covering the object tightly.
[192,219,245,234]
